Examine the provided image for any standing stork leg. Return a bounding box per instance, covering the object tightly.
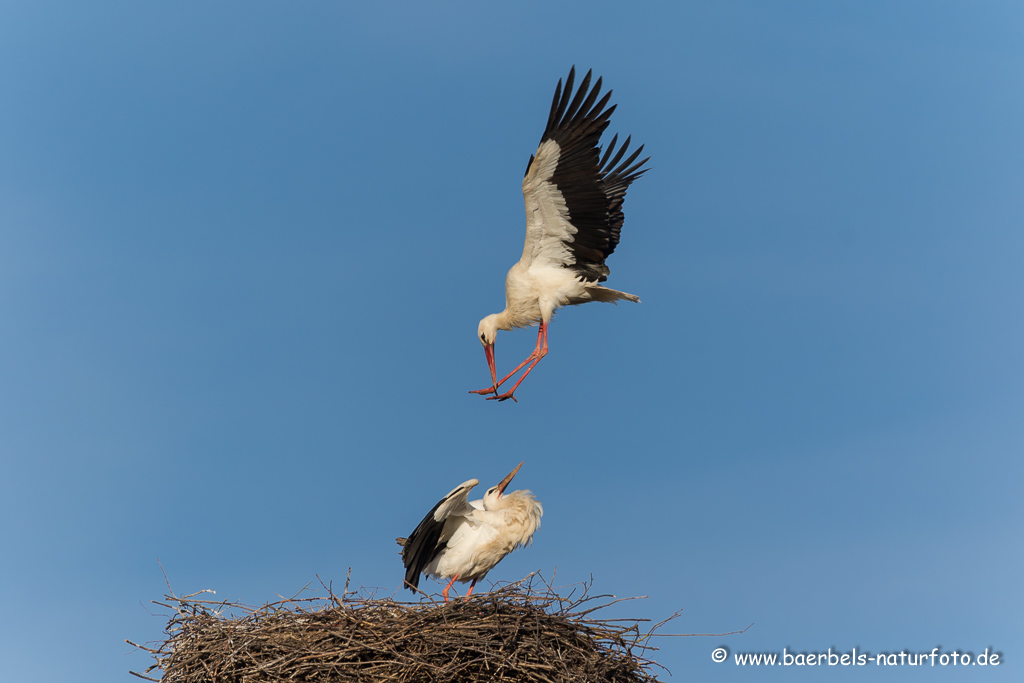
[488,321,549,402]
[442,574,459,603]
[466,579,478,598]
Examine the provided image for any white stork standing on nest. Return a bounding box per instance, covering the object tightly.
[470,66,649,402]
[397,462,542,602]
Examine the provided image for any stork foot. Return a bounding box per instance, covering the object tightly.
[487,391,518,402]
[468,387,497,396]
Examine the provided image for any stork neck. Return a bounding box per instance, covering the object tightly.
[496,307,539,331]
[493,309,518,332]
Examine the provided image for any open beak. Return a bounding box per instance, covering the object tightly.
[484,343,498,395]
[496,461,524,495]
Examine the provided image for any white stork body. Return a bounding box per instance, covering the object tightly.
[398,463,542,601]
[471,67,649,402]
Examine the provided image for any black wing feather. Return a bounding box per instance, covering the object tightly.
[526,67,650,282]
[400,484,471,591]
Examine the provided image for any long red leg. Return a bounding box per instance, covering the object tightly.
[470,321,549,398]
[465,579,477,599]
[442,574,459,602]
[469,351,534,396]
[489,322,548,402]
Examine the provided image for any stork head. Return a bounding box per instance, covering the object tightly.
[477,314,501,347]
[481,461,524,510]
[477,314,501,393]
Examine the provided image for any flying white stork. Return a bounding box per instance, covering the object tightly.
[470,67,649,402]
[397,462,542,602]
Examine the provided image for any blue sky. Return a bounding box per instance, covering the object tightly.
[1,2,1021,681]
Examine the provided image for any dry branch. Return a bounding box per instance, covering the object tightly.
[129,574,684,683]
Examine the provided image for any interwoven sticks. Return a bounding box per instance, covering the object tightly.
[129,575,677,683]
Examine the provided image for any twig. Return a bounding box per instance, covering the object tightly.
[131,571,751,683]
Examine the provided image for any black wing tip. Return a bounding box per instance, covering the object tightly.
[541,66,612,145]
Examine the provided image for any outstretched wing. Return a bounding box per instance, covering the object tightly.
[399,478,479,590]
[520,67,650,282]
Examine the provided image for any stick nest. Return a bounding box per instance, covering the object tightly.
[130,574,675,683]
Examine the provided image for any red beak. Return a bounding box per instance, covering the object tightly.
[484,343,498,395]
[496,461,524,495]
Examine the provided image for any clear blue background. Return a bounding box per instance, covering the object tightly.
[1,2,1021,681]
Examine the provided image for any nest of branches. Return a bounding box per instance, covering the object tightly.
[129,573,683,683]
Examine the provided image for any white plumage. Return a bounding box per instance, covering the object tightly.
[398,462,542,601]
[471,67,649,402]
